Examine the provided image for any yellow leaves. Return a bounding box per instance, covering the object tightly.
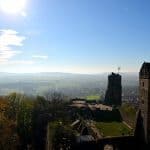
[0,96,20,150]
[0,97,8,109]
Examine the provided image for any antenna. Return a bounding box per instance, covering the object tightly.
[118,67,121,74]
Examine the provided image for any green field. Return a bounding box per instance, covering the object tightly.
[86,95,101,101]
[95,121,133,137]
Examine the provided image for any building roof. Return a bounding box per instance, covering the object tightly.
[76,135,95,143]
[71,120,80,127]
[140,62,150,78]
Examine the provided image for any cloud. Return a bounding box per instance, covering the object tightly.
[0,29,26,62]
[0,60,34,65]
[32,55,48,59]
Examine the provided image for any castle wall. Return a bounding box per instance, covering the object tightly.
[138,62,150,144]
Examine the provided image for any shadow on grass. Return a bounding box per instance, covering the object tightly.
[92,109,122,122]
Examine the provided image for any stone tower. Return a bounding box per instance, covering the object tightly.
[105,72,122,106]
[138,62,150,143]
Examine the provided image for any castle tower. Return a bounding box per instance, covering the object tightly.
[105,72,122,106]
[137,62,150,144]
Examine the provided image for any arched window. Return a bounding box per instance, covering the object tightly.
[142,82,144,87]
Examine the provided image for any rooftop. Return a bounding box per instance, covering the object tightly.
[140,62,150,78]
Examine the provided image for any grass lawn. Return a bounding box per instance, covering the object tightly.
[95,121,133,137]
[86,95,101,101]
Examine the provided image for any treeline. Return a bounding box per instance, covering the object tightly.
[0,92,70,150]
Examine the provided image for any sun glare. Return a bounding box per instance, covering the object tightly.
[0,0,26,14]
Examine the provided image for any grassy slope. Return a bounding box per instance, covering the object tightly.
[95,121,133,137]
[119,103,137,128]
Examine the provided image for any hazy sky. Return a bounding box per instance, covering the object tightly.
[0,0,150,73]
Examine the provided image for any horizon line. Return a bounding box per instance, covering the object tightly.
[0,71,139,75]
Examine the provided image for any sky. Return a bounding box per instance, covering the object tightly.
[0,0,150,73]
